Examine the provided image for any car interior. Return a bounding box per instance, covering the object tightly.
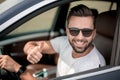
[0,0,118,80]
[26,6,117,79]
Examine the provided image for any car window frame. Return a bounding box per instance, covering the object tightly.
[110,1,120,66]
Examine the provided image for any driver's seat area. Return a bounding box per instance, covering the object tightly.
[94,10,116,65]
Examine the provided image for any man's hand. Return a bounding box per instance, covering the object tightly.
[0,55,21,73]
[27,45,43,64]
[24,41,56,64]
[26,42,44,64]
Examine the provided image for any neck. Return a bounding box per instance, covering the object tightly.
[72,45,94,58]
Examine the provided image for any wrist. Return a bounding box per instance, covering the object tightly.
[14,64,22,73]
[16,66,26,76]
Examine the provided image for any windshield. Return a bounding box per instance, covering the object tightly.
[0,0,24,14]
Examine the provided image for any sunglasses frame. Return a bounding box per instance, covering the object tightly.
[68,27,95,37]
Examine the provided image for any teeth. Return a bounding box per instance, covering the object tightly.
[77,40,84,43]
[75,40,87,46]
[73,39,87,46]
[76,41,83,45]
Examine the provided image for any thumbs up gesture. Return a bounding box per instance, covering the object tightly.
[26,42,44,64]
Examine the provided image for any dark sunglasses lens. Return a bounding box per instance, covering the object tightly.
[82,29,93,37]
[69,28,80,36]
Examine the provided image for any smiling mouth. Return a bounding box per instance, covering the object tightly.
[74,40,87,47]
[76,46,83,49]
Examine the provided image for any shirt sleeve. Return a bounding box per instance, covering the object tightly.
[50,36,62,53]
[50,36,68,54]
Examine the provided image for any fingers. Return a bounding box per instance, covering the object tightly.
[0,60,7,68]
[0,55,21,72]
[0,55,8,69]
[27,46,43,64]
[26,42,44,64]
[27,53,42,64]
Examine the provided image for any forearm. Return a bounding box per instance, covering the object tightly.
[24,41,56,55]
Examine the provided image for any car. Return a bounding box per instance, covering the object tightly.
[0,0,120,80]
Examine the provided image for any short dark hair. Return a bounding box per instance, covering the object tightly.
[67,4,96,27]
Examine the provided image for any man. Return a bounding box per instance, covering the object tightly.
[24,4,106,77]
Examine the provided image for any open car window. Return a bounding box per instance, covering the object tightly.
[7,7,58,37]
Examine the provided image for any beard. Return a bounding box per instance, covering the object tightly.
[69,39,93,53]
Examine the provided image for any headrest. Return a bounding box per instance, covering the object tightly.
[95,10,116,39]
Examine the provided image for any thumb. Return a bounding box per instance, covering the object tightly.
[38,41,44,52]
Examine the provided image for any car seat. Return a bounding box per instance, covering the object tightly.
[94,10,116,65]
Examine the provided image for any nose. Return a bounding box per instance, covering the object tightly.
[75,31,85,39]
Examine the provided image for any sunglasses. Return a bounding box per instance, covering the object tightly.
[68,27,94,37]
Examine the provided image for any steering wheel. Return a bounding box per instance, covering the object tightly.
[0,66,21,80]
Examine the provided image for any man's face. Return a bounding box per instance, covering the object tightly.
[66,16,96,53]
